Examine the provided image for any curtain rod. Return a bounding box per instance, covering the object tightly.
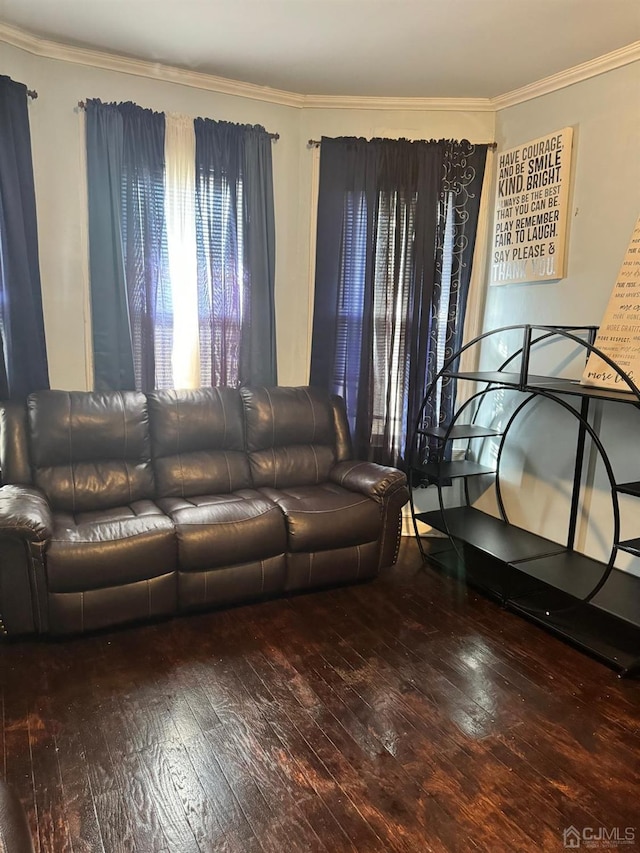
[307,138,497,149]
[27,89,38,99]
[76,101,279,140]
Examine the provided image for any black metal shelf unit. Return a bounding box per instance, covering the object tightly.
[409,324,640,677]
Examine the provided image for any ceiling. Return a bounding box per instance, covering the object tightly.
[1,0,639,99]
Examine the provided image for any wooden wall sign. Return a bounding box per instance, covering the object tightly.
[582,215,640,392]
[489,127,573,286]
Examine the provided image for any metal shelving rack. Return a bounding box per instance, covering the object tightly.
[409,324,640,677]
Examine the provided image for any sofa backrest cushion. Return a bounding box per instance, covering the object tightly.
[241,386,337,488]
[329,395,353,463]
[148,388,251,497]
[0,401,32,486]
[28,390,154,512]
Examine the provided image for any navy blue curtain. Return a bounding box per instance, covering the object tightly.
[86,100,169,391]
[121,104,172,391]
[194,119,276,387]
[0,75,49,399]
[310,137,486,469]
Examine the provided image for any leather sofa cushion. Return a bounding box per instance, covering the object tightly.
[178,554,286,611]
[0,401,32,486]
[46,501,177,593]
[28,391,154,512]
[47,573,177,635]
[260,483,381,552]
[286,541,380,590]
[148,388,252,497]
[158,489,287,571]
[248,444,336,490]
[242,386,335,451]
[241,386,337,488]
[0,780,35,853]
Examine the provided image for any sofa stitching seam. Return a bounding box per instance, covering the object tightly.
[120,391,133,504]
[176,395,185,499]
[49,527,172,544]
[286,501,370,514]
[302,387,317,443]
[171,506,279,526]
[68,392,76,515]
[339,461,366,484]
[224,451,232,493]
[216,387,228,446]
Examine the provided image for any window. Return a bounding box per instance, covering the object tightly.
[86,101,276,393]
[336,188,454,456]
[311,137,487,469]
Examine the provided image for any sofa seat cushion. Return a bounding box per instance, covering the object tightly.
[260,483,381,553]
[47,501,177,593]
[157,489,287,571]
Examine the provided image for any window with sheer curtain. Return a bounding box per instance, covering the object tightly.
[310,136,487,470]
[85,100,277,393]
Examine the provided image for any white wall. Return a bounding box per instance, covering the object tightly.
[485,62,639,333]
[477,61,640,572]
[1,37,494,389]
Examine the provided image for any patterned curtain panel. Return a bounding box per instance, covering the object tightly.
[427,141,489,459]
[310,136,487,469]
[0,75,49,399]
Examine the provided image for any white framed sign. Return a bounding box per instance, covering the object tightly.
[582,215,640,392]
[490,127,573,286]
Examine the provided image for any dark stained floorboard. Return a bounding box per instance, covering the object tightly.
[2,537,639,852]
[277,597,536,852]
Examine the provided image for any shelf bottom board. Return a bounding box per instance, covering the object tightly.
[416,506,640,627]
[416,506,565,564]
[508,551,640,627]
[508,595,640,674]
[425,545,640,674]
[418,507,640,628]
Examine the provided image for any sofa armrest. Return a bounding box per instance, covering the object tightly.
[329,460,408,505]
[0,485,53,543]
[330,461,409,570]
[0,781,35,853]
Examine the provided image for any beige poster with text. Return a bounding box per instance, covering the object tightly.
[582,215,640,392]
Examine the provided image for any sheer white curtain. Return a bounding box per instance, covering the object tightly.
[164,113,200,389]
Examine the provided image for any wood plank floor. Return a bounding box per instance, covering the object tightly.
[2,537,639,853]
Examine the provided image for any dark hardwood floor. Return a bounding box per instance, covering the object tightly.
[2,537,639,852]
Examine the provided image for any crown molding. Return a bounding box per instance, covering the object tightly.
[0,21,306,108]
[301,94,494,111]
[0,20,493,110]
[1,20,638,112]
[492,41,640,110]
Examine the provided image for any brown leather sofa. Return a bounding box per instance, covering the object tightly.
[0,386,408,636]
[0,780,35,853]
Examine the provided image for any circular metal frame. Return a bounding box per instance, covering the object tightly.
[410,324,640,616]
